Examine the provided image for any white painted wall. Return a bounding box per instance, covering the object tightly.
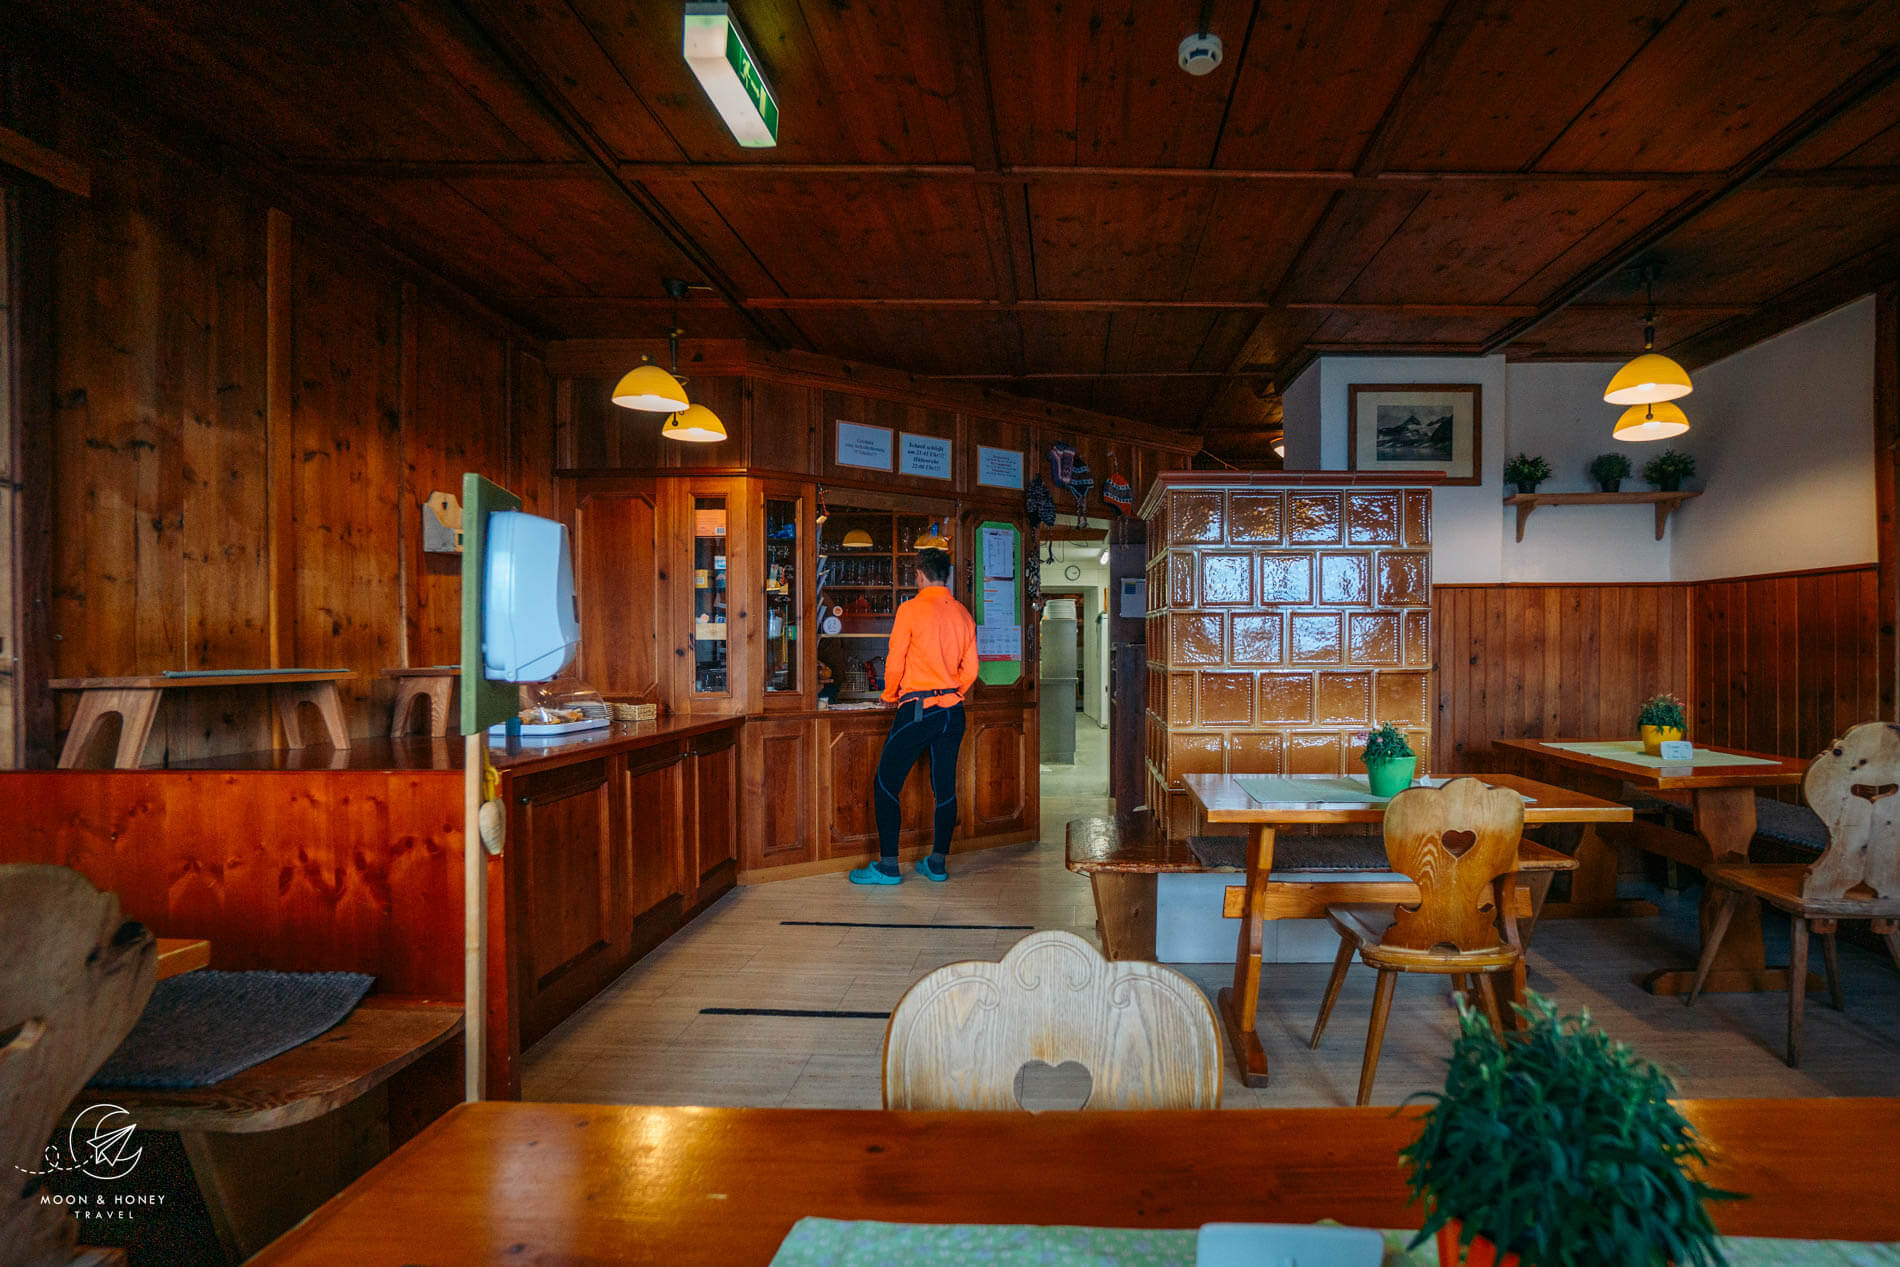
[1280,297,1877,583]
[1038,541,1110,726]
[1669,296,1878,580]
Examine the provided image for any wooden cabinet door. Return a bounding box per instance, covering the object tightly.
[572,481,664,704]
[512,758,625,1045]
[742,716,816,871]
[965,707,1031,837]
[623,747,685,928]
[822,714,931,859]
[687,729,739,893]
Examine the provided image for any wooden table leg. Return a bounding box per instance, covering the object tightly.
[1642,785,1822,996]
[1533,771,1658,920]
[1216,824,1274,1088]
[57,687,162,768]
[274,682,353,750]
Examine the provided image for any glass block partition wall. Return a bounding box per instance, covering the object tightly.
[1140,474,1435,837]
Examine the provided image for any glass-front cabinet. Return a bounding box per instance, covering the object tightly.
[691,495,729,696]
[816,503,934,705]
[762,494,801,695]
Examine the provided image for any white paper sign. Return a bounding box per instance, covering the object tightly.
[835,421,894,471]
[1658,740,1695,763]
[982,579,1017,628]
[976,623,1022,661]
[981,527,1016,579]
[898,432,953,480]
[1118,577,1147,618]
[976,445,1025,489]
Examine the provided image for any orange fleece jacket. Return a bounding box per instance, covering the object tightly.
[880,585,979,707]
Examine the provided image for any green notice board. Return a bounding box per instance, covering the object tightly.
[972,521,1022,686]
[460,473,523,735]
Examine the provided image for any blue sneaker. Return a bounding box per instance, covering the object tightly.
[848,864,901,886]
[915,856,949,882]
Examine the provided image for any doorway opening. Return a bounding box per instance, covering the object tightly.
[1037,528,1112,804]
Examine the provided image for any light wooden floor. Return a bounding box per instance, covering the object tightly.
[523,787,1900,1108]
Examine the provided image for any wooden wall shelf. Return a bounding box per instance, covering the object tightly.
[1504,490,1699,542]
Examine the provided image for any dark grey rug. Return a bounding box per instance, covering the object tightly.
[89,970,374,1089]
[1188,833,1390,872]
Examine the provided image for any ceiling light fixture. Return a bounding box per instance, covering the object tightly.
[684,3,779,148]
[1273,442,1285,458]
[1613,400,1691,443]
[1604,264,1692,407]
[612,280,726,443]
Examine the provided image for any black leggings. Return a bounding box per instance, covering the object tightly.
[874,700,966,861]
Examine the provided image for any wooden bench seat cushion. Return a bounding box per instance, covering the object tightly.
[1188,834,1387,873]
[1753,796,1828,852]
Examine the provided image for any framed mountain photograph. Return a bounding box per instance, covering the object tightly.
[1348,384,1481,485]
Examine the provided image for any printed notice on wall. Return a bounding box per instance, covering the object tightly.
[976,445,1025,489]
[982,579,1016,628]
[835,421,894,470]
[981,526,1016,579]
[976,623,1023,661]
[1118,577,1146,618]
[898,432,953,479]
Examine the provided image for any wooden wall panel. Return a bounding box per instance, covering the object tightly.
[1432,584,1692,774]
[25,85,551,766]
[288,224,404,736]
[1692,565,1882,762]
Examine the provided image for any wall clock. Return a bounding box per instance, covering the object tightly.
[1063,564,1082,581]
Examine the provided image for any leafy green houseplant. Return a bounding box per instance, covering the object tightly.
[1642,448,1696,492]
[1360,723,1416,797]
[1402,994,1733,1267]
[1503,453,1553,496]
[1588,452,1631,493]
[1637,692,1688,754]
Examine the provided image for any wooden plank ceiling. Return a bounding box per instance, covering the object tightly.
[11,0,1900,458]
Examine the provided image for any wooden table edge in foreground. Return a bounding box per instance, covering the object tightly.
[1182,772,1630,1088]
[1496,737,1813,997]
[247,1098,1900,1264]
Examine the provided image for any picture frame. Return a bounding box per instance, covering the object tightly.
[1347,384,1481,485]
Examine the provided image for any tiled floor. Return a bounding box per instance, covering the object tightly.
[523,760,1900,1109]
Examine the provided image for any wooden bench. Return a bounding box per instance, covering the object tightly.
[1065,812,1578,962]
[69,996,462,1262]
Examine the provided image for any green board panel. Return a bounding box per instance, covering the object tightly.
[460,473,523,735]
[972,520,1022,687]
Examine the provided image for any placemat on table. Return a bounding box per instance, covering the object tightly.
[89,969,374,1088]
[1235,776,1534,807]
[1543,740,1779,768]
[769,1220,1900,1267]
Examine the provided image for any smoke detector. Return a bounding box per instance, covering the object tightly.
[1178,32,1223,76]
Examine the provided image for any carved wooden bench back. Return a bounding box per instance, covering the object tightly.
[1801,722,1900,903]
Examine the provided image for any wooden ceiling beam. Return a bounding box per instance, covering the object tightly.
[1483,43,1900,355]
[449,0,795,351]
[0,121,88,197]
[508,296,1755,319]
[1351,0,1482,179]
[945,0,1029,378]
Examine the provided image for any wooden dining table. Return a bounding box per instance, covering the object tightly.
[1181,772,1631,1087]
[247,1097,1900,1264]
[1498,738,1811,996]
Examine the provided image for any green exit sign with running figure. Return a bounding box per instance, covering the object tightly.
[684,3,780,148]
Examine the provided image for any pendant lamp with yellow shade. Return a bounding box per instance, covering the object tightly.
[1605,265,1693,416]
[1613,400,1690,442]
[611,279,726,443]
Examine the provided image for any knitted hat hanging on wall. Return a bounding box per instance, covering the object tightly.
[1047,439,1076,491]
[1103,451,1134,517]
[1025,475,1056,608]
[1066,456,1094,526]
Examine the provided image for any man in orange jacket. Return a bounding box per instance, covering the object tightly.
[849,538,978,885]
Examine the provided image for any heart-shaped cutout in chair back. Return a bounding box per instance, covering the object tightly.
[1441,829,1477,857]
[1013,1059,1093,1112]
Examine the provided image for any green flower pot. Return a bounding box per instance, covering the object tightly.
[1364,755,1417,798]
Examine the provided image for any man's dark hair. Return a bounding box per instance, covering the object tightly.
[916,548,952,584]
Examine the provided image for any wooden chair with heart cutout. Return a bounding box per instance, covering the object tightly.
[1309,778,1526,1105]
[882,930,1222,1110]
[1687,721,1900,1067]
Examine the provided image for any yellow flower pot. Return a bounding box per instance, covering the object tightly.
[1640,724,1684,755]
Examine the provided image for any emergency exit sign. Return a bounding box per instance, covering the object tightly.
[684,3,779,148]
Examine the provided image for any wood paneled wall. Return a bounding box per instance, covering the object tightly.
[1432,583,1694,774]
[22,86,551,766]
[1692,565,1885,761]
[1434,567,1886,777]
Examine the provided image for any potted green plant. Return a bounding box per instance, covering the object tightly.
[1642,448,1696,492]
[1637,692,1687,755]
[1402,994,1733,1267]
[1503,453,1552,496]
[1360,723,1416,797]
[1588,452,1631,493]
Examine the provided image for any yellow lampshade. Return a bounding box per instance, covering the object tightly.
[1613,400,1690,442]
[840,528,874,548]
[1603,352,1693,406]
[612,362,690,412]
[661,403,727,443]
